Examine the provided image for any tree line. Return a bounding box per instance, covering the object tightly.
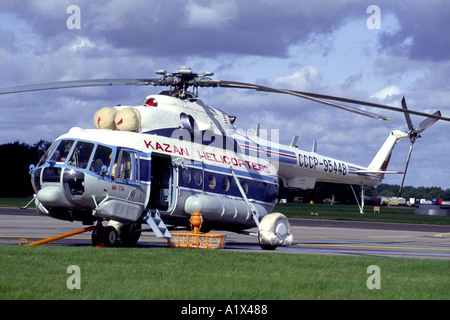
[1,140,449,201]
[280,181,450,204]
[0,140,51,197]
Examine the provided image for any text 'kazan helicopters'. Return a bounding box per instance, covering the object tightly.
[1,66,449,249]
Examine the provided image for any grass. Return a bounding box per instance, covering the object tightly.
[0,197,36,208]
[0,246,449,300]
[1,199,449,301]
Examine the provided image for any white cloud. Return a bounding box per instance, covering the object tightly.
[370,85,402,101]
[274,66,325,91]
[184,0,238,29]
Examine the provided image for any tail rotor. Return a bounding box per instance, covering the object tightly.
[398,97,440,194]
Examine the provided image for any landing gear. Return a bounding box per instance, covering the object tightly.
[91,221,141,247]
[350,183,365,214]
[91,226,118,247]
[119,222,142,246]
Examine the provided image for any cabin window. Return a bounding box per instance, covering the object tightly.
[182,169,191,184]
[89,144,113,175]
[241,180,249,194]
[67,141,95,169]
[193,170,203,187]
[208,175,216,189]
[222,177,230,192]
[117,150,139,182]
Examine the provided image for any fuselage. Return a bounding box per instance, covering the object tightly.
[31,93,391,231]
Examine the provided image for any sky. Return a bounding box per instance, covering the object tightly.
[1,0,449,189]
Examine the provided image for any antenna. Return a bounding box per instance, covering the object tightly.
[290,135,299,147]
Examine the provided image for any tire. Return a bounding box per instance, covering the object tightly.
[104,226,118,247]
[91,227,105,247]
[259,236,278,250]
[120,222,141,246]
[91,226,118,247]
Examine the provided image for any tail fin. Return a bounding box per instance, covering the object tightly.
[368,130,408,172]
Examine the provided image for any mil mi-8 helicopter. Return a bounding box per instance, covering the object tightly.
[1,66,449,250]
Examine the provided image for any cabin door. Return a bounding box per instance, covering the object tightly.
[148,154,174,211]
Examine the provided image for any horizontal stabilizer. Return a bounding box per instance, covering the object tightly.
[356,170,403,174]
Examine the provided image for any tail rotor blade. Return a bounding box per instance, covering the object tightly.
[402,97,415,131]
[419,111,441,132]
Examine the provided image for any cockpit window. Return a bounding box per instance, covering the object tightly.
[90,144,113,175]
[67,141,95,169]
[37,140,58,167]
[49,139,74,163]
[116,150,139,182]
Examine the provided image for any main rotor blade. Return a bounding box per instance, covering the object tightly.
[0,78,162,95]
[200,80,391,120]
[200,79,450,122]
[286,89,450,122]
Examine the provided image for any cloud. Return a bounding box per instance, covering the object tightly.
[370,85,402,101]
[1,1,449,188]
[378,2,450,62]
[184,1,238,29]
[275,66,326,91]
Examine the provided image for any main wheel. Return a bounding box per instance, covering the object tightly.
[120,222,142,246]
[91,226,118,247]
[91,227,105,247]
[104,226,118,247]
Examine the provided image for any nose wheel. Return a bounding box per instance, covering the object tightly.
[91,226,118,247]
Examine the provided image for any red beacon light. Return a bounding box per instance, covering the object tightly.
[144,98,157,107]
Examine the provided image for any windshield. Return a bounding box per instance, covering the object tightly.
[49,139,74,163]
[37,140,59,167]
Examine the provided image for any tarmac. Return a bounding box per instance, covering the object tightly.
[1,207,449,259]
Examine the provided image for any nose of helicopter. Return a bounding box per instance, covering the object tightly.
[37,186,73,207]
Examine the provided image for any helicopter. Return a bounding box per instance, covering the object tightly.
[1,66,449,250]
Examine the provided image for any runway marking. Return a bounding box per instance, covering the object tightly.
[0,235,168,243]
[369,235,417,238]
[434,233,450,238]
[294,242,450,252]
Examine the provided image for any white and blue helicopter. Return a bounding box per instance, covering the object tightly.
[1,66,448,249]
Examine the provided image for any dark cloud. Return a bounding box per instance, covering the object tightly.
[2,0,364,59]
[379,2,450,61]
